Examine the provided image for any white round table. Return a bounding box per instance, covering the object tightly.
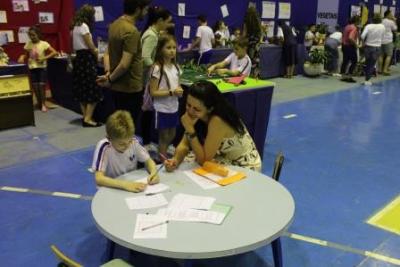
[91,164,295,260]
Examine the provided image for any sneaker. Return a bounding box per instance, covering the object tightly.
[363,81,372,86]
[347,78,357,83]
[332,73,342,77]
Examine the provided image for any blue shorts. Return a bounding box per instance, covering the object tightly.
[30,68,47,84]
[155,111,179,130]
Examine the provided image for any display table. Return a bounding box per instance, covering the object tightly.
[92,163,295,264]
[0,64,34,130]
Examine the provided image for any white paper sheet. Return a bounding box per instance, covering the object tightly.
[381,6,388,16]
[39,12,54,24]
[0,11,7,23]
[18,27,29,43]
[178,3,185,16]
[157,208,225,224]
[94,6,104,22]
[0,31,14,43]
[133,214,168,239]
[12,0,29,12]
[262,1,276,19]
[135,177,170,195]
[183,25,191,39]
[125,194,168,210]
[221,4,229,18]
[374,4,381,14]
[183,170,220,190]
[278,2,291,19]
[168,193,215,210]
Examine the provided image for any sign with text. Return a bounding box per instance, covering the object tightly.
[316,0,339,32]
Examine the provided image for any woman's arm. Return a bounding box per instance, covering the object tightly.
[82,33,98,57]
[165,136,190,172]
[142,34,157,67]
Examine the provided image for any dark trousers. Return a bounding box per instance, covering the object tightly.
[111,90,143,129]
[325,45,339,73]
[340,45,358,75]
[364,46,381,81]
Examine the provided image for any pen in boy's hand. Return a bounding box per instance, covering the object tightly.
[159,153,168,162]
[148,163,164,184]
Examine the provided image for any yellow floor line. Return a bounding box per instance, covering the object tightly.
[367,195,400,235]
[0,186,92,200]
[285,232,400,266]
[52,192,81,198]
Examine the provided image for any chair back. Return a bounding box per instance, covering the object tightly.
[271,152,284,182]
[50,245,82,267]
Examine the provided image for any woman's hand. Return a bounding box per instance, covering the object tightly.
[164,158,178,172]
[181,112,197,133]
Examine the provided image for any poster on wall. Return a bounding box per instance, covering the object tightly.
[18,27,29,43]
[350,5,361,17]
[381,6,387,16]
[94,6,104,22]
[390,6,396,15]
[265,21,275,37]
[12,0,30,12]
[278,2,291,19]
[220,4,229,18]
[183,25,190,39]
[0,11,7,23]
[262,1,275,19]
[316,0,340,32]
[178,3,185,16]
[373,4,381,14]
[39,12,54,24]
[0,31,14,42]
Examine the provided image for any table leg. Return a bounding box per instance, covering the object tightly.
[183,259,193,267]
[272,238,282,267]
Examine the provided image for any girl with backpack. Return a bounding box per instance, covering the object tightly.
[149,34,183,158]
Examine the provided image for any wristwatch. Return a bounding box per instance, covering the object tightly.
[185,131,197,140]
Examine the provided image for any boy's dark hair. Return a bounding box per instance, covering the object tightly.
[197,15,207,23]
[124,0,151,15]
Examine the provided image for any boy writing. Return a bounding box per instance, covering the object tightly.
[92,110,159,192]
[207,38,252,77]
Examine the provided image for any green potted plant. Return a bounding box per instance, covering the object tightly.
[303,48,328,77]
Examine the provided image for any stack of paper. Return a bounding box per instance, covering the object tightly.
[168,193,215,210]
[157,207,226,224]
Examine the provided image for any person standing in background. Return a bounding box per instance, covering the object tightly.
[304,24,316,52]
[242,6,262,78]
[141,5,173,145]
[379,10,397,75]
[340,16,360,83]
[190,15,215,65]
[71,4,102,127]
[97,0,151,125]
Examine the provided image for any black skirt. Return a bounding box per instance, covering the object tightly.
[282,44,298,66]
[72,49,103,103]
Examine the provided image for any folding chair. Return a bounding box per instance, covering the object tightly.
[50,245,133,267]
[271,152,285,267]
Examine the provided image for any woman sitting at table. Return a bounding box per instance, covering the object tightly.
[164,80,261,172]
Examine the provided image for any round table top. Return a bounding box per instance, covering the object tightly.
[91,164,295,259]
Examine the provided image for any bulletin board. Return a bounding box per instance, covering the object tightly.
[0,0,74,60]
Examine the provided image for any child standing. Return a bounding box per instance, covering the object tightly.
[149,35,183,159]
[92,110,159,193]
[207,38,252,77]
[18,26,57,112]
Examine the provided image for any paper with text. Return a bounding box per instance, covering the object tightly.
[134,214,168,239]
[157,208,225,224]
[168,193,215,210]
[125,194,168,210]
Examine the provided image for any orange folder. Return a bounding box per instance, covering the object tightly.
[193,161,246,186]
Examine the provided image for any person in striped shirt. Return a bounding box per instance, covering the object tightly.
[92,110,159,192]
[207,38,252,77]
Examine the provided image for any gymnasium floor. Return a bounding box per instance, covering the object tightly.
[1,71,399,266]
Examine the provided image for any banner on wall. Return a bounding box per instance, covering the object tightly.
[316,0,339,32]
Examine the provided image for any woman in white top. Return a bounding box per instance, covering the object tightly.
[71,4,102,127]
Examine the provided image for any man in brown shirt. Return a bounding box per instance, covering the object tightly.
[97,0,151,124]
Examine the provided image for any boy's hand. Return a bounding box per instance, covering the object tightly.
[147,173,160,185]
[165,158,178,172]
[124,181,146,192]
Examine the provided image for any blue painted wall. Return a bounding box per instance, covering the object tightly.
[75,0,399,45]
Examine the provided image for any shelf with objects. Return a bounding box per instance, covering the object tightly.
[0,64,35,130]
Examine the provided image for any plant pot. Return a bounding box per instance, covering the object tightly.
[303,62,324,77]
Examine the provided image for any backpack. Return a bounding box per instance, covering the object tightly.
[141,64,180,111]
